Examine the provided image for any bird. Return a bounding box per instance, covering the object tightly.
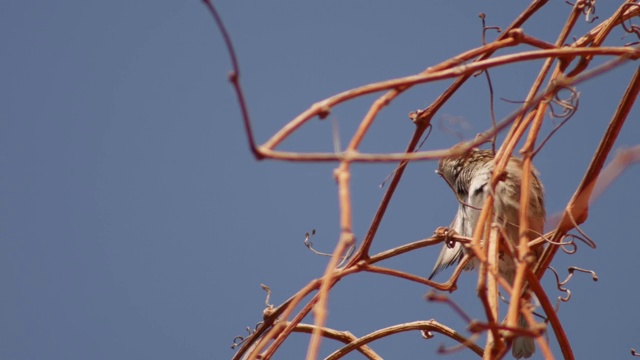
[429,148,545,359]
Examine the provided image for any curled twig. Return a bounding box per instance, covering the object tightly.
[548,266,572,302]
[535,212,596,254]
[621,2,640,46]
[304,229,329,256]
[261,284,274,314]
[563,233,595,254]
[479,12,502,46]
[582,0,599,23]
[567,266,599,281]
[533,87,579,157]
[304,229,356,267]
[261,284,272,307]
[539,231,597,255]
[548,266,598,302]
[565,0,599,23]
[211,1,640,358]
[557,234,579,255]
[231,322,263,349]
[548,86,579,119]
[567,210,597,249]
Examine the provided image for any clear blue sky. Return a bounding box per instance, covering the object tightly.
[2,1,639,359]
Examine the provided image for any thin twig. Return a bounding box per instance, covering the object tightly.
[325,320,484,359]
[201,0,261,159]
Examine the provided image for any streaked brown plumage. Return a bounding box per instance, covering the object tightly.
[430,149,545,359]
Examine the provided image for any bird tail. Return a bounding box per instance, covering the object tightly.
[511,314,535,359]
[428,241,468,280]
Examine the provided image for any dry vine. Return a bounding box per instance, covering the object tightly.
[204,1,640,359]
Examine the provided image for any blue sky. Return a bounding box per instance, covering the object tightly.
[2,1,639,359]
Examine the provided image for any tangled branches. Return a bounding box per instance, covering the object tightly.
[205,0,640,359]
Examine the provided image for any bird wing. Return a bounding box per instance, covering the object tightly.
[428,204,469,280]
[429,164,491,280]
